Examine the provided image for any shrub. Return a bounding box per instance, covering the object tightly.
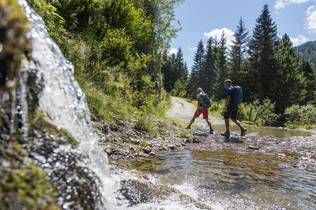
[284,104,316,128]
[239,99,279,126]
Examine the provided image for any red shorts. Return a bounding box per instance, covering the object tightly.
[193,108,208,120]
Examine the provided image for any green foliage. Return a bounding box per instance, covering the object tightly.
[162,48,188,94]
[210,99,279,126]
[0,142,59,210]
[239,99,279,126]
[229,18,249,83]
[274,34,307,114]
[247,4,278,102]
[285,104,316,128]
[200,37,216,96]
[134,114,158,135]
[27,0,182,123]
[26,0,66,43]
[296,41,316,69]
[188,40,205,95]
[101,28,133,66]
[79,79,136,122]
[170,79,188,98]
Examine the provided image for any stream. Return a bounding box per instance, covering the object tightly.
[118,126,316,209]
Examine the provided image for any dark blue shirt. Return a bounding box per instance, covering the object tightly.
[225,86,237,109]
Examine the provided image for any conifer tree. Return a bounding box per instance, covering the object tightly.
[188,40,205,95]
[200,37,216,96]
[301,60,316,105]
[275,34,306,114]
[247,4,278,102]
[214,33,227,98]
[229,18,249,83]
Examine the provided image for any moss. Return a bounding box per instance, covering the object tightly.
[0,0,32,90]
[0,142,60,210]
[29,111,78,146]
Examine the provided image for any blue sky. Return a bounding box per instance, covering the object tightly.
[170,0,316,68]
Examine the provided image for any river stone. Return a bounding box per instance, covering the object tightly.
[120,180,154,206]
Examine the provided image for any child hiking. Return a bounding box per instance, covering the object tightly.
[186,88,214,134]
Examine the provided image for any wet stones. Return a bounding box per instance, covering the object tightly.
[119,179,174,206]
[120,180,154,206]
[25,129,102,210]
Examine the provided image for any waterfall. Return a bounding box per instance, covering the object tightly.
[17,0,117,208]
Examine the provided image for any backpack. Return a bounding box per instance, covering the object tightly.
[233,86,243,105]
[200,93,212,108]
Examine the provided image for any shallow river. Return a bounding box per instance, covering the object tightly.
[119,127,316,210]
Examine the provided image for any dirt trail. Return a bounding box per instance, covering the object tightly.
[167,97,223,126]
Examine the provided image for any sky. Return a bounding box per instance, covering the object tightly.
[170,0,316,68]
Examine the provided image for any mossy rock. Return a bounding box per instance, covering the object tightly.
[0,0,32,91]
[0,142,60,210]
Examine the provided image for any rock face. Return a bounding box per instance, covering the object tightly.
[0,1,114,209]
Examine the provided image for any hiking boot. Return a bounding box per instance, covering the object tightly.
[241,128,247,136]
[221,132,230,138]
[209,129,214,135]
[186,126,191,129]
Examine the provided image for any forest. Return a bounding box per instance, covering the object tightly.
[162,5,316,127]
[26,0,183,125]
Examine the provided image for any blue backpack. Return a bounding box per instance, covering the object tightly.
[233,86,243,105]
[200,93,212,108]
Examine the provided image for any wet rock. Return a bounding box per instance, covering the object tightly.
[193,137,202,143]
[168,144,176,150]
[110,123,118,131]
[105,147,113,156]
[247,146,259,150]
[121,180,151,206]
[130,138,140,145]
[116,119,126,127]
[119,179,174,206]
[143,147,152,154]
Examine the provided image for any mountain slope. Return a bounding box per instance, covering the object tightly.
[296,41,316,69]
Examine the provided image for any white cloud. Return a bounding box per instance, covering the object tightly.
[168,47,177,55]
[274,0,310,11]
[306,6,316,32]
[290,35,310,46]
[188,46,197,51]
[203,28,235,47]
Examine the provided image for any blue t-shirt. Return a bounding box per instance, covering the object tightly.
[225,86,237,108]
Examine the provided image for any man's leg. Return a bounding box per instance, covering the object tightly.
[231,110,247,136]
[223,111,230,137]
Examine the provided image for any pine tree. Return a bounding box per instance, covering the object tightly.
[275,34,306,114]
[162,47,188,93]
[175,48,188,80]
[214,33,227,99]
[247,4,278,102]
[200,37,216,96]
[229,18,249,83]
[188,40,205,95]
[301,60,316,105]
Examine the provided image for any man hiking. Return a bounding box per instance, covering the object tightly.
[186,88,214,134]
[222,79,247,138]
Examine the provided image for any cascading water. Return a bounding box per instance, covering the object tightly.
[17,0,117,209]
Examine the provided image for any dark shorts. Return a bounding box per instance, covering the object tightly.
[194,108,208,120]
[224,107,238,120]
